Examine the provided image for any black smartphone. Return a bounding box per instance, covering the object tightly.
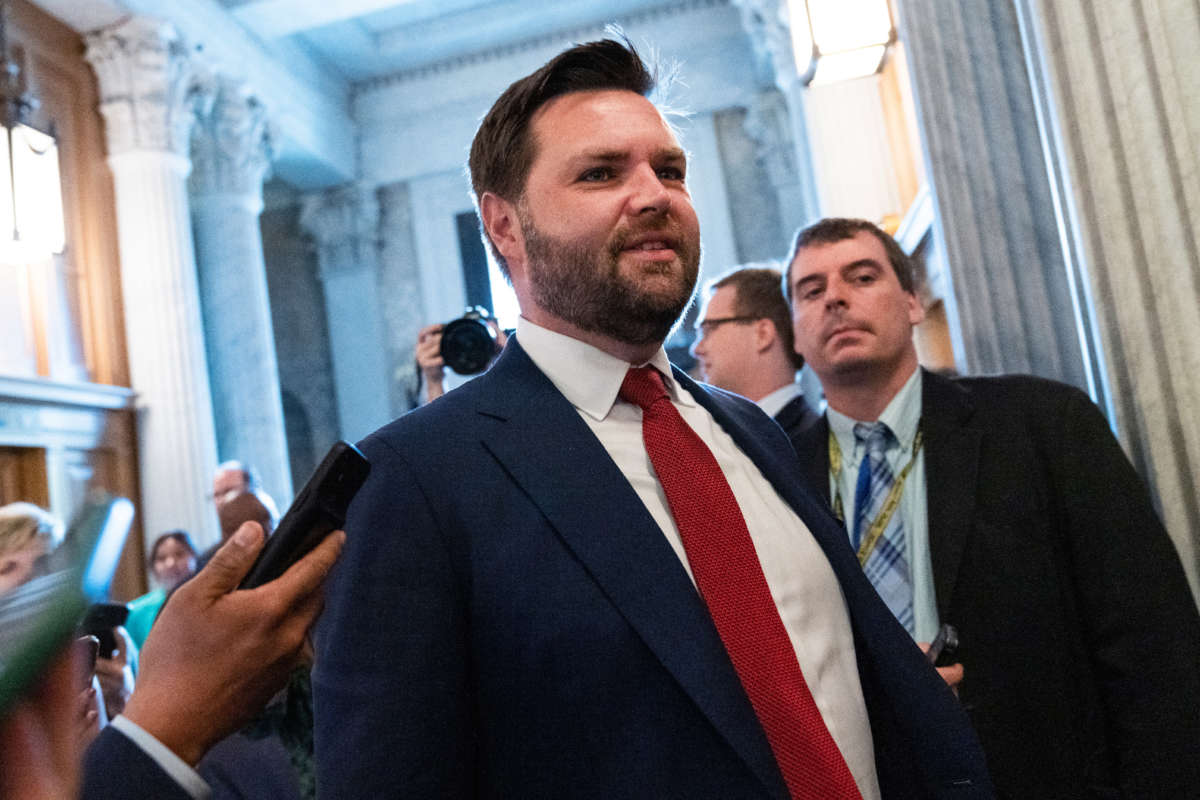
[0,495,134,718]
[926,623,960,667]
[79,602,130,658]
[239,441,369,590]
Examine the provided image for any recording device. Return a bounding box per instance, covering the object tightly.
[239,441,370,590]
[926,622,960,667]
[439,306,502,375]
[79,602,130,658]
[0,495,134,717]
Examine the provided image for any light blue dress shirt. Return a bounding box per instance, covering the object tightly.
[826,369,939,642]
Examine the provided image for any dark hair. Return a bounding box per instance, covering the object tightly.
[785,217,917,303]
[468,37,656,277]
[147,530,198,571]
[709,266,804,370]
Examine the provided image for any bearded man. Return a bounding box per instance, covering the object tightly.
[314,39,992,800]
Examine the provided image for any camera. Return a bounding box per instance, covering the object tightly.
[440,306,501,375]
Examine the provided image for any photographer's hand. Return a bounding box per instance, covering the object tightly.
[417,323,446,402]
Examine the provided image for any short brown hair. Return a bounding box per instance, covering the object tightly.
[709,265,805,370]
[785,217,917,303]
[468,38,656,277]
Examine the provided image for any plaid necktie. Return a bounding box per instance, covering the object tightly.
[853,422,915,634]
[621,366,862,800]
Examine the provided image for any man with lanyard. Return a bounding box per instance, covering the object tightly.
[785,216,1200,799]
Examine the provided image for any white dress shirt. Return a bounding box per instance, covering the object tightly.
[826,367,940,642]
[756,381,805,418]
[517,318,881,800]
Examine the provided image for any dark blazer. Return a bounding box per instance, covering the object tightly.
[773,392,822,442]
[81,726,191,800]
[313,340,994,799]
[792,369,1200,800]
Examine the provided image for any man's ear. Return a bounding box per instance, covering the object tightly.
[753,318,776,353]
[906,290,926,327]
[480,192,524,271]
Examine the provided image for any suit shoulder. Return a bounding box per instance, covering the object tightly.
[358,376,490,458]
[943,372,1092,413]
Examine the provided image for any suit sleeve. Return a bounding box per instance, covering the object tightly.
[1054,388,1200,796]
[80,725,197,800]
[312,434,474,799]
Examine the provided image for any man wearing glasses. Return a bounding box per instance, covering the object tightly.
[691,265,819,442]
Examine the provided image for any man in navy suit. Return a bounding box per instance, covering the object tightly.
[690,265,820,440]
[314,39,993,799]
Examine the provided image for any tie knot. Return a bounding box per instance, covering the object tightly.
[853,421,893,458]
[619,366,669,412]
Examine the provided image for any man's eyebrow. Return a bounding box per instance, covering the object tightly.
[842,258,884,272]
[572,150,628,163]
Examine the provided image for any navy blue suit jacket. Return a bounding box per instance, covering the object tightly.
[313,340,993,798]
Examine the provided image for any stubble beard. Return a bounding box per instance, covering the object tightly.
[520,212,701,347]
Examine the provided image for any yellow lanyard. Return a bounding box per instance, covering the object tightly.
[829,424,924,566]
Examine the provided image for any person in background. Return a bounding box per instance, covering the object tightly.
[0,501,64,595]
[125,531,199,650]
[690,265,819,440]
[785,215,1200,798]
[415,318,509,403]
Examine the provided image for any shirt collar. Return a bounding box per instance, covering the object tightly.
[516,317,685,421]
[756,381,803,418]
[827,367,923,462]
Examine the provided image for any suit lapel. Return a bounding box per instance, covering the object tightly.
[475,344,788,800]
[920,370,981,620]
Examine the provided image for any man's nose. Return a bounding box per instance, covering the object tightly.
[689,335,704,358]
[824,278,849,310]
[626,165,671,216]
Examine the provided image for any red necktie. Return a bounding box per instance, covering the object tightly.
[620,366,862,800]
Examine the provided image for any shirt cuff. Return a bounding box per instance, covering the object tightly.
[109,715,212,800]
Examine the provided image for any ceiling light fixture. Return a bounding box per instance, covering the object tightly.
[788,0,897,86]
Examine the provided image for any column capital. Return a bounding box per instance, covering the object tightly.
[189,76,275,207]
[84,16,214,159]
[732,0,803,92]
[299,185,381,280]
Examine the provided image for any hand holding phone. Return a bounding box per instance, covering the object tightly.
[926,623,960,667]
[239,441,369,590]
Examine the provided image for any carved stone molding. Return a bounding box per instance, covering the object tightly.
[731,0,800,91]
[190,76,274,203]
[743,88,798,188]
[84,16,213,159]
[299,185,381,280]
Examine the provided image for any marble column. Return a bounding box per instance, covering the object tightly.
[1020,0,1200,594]
[299,185,392,442]
[189,76,292,506]
[84,17,221,547]
[895,0,1096,398]
[376,182,428,414]
[732,0,821,230]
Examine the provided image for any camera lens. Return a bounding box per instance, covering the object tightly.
[440,315,497,375]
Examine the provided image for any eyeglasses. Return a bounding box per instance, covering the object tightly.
[694,315,760,337]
